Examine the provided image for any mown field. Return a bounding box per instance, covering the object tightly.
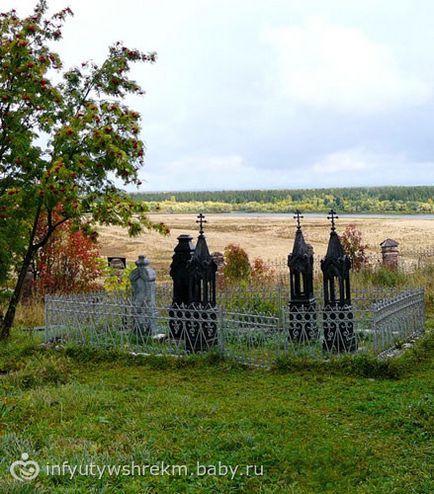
[98,214,434,273]
[0,330,433,493]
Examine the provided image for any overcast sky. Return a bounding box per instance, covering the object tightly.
[4,0,434,191]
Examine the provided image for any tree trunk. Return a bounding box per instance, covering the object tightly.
[0,203,41,340]
[0,247,35,339]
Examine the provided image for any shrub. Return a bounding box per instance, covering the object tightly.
[361,267,408,287]
[340,224,368,271]
[223,244,251,284]
[223,244,277,287]
[102,261,135,292]
[251,257,275,285]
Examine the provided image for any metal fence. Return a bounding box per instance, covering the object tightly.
[372,288,425,354]
[262,250,434,277]
[400,246,434,258]
[398,247,434,271]
[44,287,425,366]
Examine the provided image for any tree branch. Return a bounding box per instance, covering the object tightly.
[32,215,69,251]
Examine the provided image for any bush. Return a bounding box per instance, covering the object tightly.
[360,267,408,287]
[340,224,368,271]
[223,244,251,284]
[251,257,275,285]
[223,244,276,287]
[101,261,135,292]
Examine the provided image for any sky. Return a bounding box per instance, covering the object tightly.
[4,0,434,191]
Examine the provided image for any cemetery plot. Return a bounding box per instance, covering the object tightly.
[45,294,219,356]
[44,211,426,366]
[44,287,425,366]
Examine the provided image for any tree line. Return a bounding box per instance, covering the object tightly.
[132,186,434,214]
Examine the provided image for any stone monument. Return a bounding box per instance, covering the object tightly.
[129,255,156,335]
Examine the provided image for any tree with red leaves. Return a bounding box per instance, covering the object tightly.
[0,1,168,338]
[340,224,368,271]
[33,211,102,295]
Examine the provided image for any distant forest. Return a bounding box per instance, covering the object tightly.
[131,186,434,214]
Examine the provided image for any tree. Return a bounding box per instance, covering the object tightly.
[0,1,168,339]
[33,207,102,295]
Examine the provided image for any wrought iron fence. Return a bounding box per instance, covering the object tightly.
[400,246,434,258]
[44,293,220,355]
[398,247,434,271]
[45,287,425,367]
[372,288,425,354]
[156,282,290,316]
[222,310,282,366]
[263,251,434,276]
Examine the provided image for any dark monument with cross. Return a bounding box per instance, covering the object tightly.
[188,213,217,306]
[170,234,196,306]
[169,214,218,352]
[321,210,357,352]
[287,210,317,342]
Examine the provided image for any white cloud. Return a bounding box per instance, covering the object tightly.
[4,1,434,190]
[266,17,432,113]
[137,155,300,191]
[309,148,434,186]
[129,149,434,191]
[312,149,371,173]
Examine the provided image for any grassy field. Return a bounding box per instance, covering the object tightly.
[2,214,433,492]
[0,330,433,493]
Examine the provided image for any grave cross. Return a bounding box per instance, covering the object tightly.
[293,209,303,230]
[327,209,339,232]
[196,213,207,235]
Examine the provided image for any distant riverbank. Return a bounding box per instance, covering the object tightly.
[152,212,434,220]
[133,186,434,216]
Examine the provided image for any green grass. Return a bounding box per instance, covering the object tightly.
[0,330,433,493]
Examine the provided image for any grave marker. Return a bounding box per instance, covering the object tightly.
[321,210,357,352]
[287,210,317,342]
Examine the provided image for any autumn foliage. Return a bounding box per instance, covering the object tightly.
[250,257,276,284]
[340,224,368,271]
[33,217,102,295]
[223,244,275,285]
[223,244,251,283]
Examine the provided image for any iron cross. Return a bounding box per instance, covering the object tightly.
[327,209,339,232]
[293,209,303,230]
[196,213,207,235]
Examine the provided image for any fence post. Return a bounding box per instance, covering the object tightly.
[371,302,379,354]
[44,294,49,342]
[282,307,288,356]
[419,288,425,335]
[218,307,225,357]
